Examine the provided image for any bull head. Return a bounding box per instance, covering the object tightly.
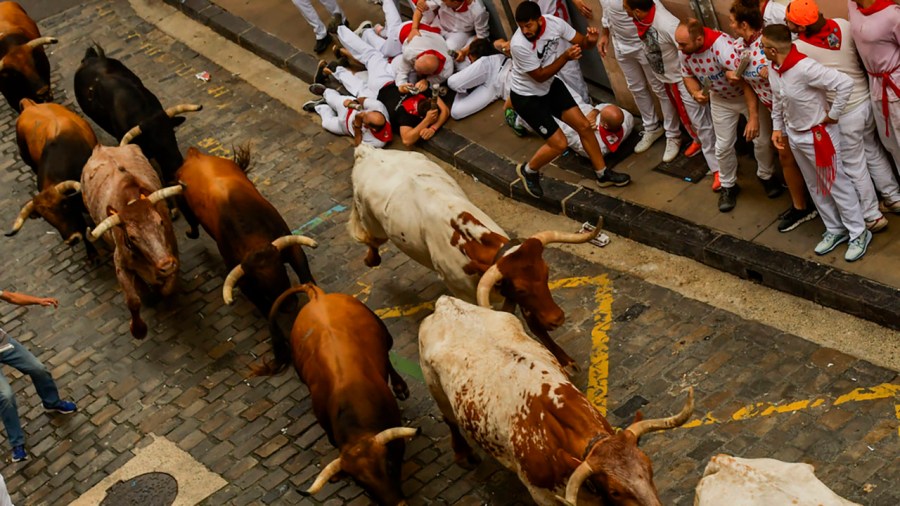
[6,180,84,243]
[87,184,184,241]
[558,388,694,506]
[222,234,318,305]
[300,427,420,506]
[0,36,57,107]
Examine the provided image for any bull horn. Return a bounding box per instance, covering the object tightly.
[164,104,202,117]
[271,234,318,251]
[560,460,595,506]
[476,264,503,308]
[530,217,603,246]
[301,457,343,496]
[372,427,420,446]
[25,37,58,49]
[222,264,245,305]
[5,200,35,236]
[119,124,142,146]
[88,213,123,242]
[147,184,185,204]
[625,387,694,439]
[53,180,81,194]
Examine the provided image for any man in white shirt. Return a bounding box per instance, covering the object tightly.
[446,40,512,119]
[558,102,635,158]
[410,0,490,63]
[765,23,872,261]
[531,0,590,103]
[598,0,680,161]
[304,87,393,148]
[786,0,898,232]
[509,1,629,198]
[677,19,776,212]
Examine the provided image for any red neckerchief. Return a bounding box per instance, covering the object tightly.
[399,23,442,44]
[416,49,447,75]
[692,27,723,55]
[799,19,841,50]
[810,125,836,196]
[370,121,393,143]
[531,17,547,49]
[774,45,807,75]
[401,94,428,116]
[452,0,469,13]
[597,123,625,153]
[633,5,656,39]
[859,0,894,15]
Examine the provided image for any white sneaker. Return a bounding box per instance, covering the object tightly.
[634,127,664,154]
[662,138,681,163]
[845,230,872,262]
[354,20,373,36]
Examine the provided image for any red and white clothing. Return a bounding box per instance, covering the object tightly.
[417,0,490,51]
[394,29,454,87]
[314,88,392,148]
[447,54,512,119]
[770,48,866,241]
[535,0,570,23]
[558,103,635,158]
[733,34,773,109]
[797,17,900,218]
[532,4,589,102]
[336,25,396,98]
[509,14,577,97]
[681,29,745,102]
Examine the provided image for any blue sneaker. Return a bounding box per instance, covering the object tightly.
[11,445,27,462]
[44,400,77,414]
[814,232,849,255]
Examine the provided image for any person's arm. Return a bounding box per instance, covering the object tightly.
[401,108,440,146]
[408,0,431,41]
[683,75,706,103]
[395,54,415,88]
[742,80,760,140]
[569,28,599,51]
[0,290,59,308]
[351,115,364,146]
[770,72,787,150]
[808,62,854,122]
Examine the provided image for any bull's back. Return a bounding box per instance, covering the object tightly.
[82,145,161,221]
[0,3,39,42]
[17,102,97,166]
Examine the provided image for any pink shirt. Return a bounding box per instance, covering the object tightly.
[848,0,900,103]
[682,29,744,102]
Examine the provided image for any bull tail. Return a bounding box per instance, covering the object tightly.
[253,283,323,376]
[232,143,252,173]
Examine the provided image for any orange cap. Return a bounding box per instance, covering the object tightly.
[786,0,821,26]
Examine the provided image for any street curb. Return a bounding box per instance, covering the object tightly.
[164,0,900,331]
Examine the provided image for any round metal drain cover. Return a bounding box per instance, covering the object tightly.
[100,472,178,506]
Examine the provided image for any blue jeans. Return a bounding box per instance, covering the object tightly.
[0,337,61,448]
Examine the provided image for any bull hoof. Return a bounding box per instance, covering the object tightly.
[455,452,481,470]
[185,228,200,240]
[393,381,410,401]
[131,320,148,339]
[363,250,381,267]
[561,361,580,378]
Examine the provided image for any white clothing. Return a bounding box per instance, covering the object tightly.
[509,15,577,97]
[873,99,900,174]
[762,1,787,27]
[617,47,680,139]
[535,0,570,22]
[770,57,853,132]
[394,30,454,87]
[558,103,635,158]
[363,0,405,58]
[418,0,490,41]
[447,54,511,119]
[635,3,683,84]
[0,473,11,506]
[681,31,745,101]
[315,89,391,148]
[794,19,870,114]
[710,95,775,188]
[839,101,900,219]
[291,0,344,40]
[336,26,396,98]
[733,35,773,109]
[671,80,720,173]
[600,0,643,56]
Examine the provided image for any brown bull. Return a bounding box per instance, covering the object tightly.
[259,284,417,506]
[0,2,57,110]
[7,99,97,257]
[81,144,182,339]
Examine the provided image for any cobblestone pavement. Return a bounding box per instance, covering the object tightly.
[0,2,897,505]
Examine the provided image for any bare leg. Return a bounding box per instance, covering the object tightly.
[387,362,409,400]
[779,143,808,209]
[527,130,568,171]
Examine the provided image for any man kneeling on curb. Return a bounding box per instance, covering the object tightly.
[0,289,77,463]
[509,1,630,198]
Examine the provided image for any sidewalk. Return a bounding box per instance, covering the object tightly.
[165,0,900,330]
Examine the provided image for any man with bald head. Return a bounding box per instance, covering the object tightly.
[393,14,454,94]
[559,102,634,158]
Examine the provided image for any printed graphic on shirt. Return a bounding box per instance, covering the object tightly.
[642,28,665,75]
[682,35,743,101]
[536,38,560,64]
[736,37,772,108]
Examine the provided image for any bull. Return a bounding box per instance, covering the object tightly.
[419,296,693,506]
[74,43,201,237]
[81,144,183,339]
[175,147,317,323]
[258,284,417,506]
[348,144,601,373]
[0,2,57,110]
[7,99,97,258]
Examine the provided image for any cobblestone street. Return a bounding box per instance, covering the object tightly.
[0,1,897,505]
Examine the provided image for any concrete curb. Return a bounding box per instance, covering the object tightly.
[163,0,900,331]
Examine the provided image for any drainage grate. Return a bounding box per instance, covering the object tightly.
[100,472,178,506]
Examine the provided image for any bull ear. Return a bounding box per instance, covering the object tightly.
[170,116,186,128]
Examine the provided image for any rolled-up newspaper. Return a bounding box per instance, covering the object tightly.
[735,49,751,76]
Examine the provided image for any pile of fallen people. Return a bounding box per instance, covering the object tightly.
[301,0,900,264]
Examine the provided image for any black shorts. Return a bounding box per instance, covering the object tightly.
[510,78,578,139]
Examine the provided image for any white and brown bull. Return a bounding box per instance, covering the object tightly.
[81,144,182,339]
[348,144,601,373]
[419,296,693,506]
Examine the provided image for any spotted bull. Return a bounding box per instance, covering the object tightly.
[81,144,183,339]
[175,147,316,322]
[258,284,417,506]
[7,99,97,258]
[74,43,201,236]
[0,2,57,110]
[348,144,602,373]
[419,296,694,506]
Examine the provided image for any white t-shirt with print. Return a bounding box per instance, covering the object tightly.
[509,15,577,97]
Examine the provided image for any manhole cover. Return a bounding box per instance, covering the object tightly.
[100,472,178,506]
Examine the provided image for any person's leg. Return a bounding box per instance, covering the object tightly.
[559,105,607,174]
[647,70,681,141]
[318,0,345,18]
[0,373,25,449]
[337,25,379,64]
[838,104,883,223]
[751,101,776,182]
[825,124,868,242]
[361,29,386,53]
[678,81,720,175]
[872,96,900,169]
[315,103,346,136]
[858,102,900,208]
[710,96,741,190]
[445,32,474,52]
[450,84,500,120]
[333,66,366,97]
[3,338,61,408]
[291,0,328,40]
[788,131,846,238]
[528,130,569,171]
[447,55,492,93]
[380,0,405,57]
[616,49,661,133]
[558,59,590,104]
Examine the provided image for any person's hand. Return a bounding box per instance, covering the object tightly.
[585,27,600,46]
[420,126,436,140]
[415,79,429,92]
[455,47,469,62]
[572,0,593,18]
[586,109,599,127]
[725,70,742,85]
[398,84,412,94]
[494,39,510,56]
[424,109,439,123]
[744,117,759,141]
[772,130,786,150]
[343,99,356,108]
[416,0,429,12]
[407,27,421,41]
[692,90,709,104]
[566,45,583,61]
[759,66,769,80]
[822,115,838,125]
[36,297,59,308]
[598,32,609,58]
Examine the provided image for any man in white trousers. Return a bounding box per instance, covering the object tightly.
[677,19,776,212]
[624,0,721,182]
[787,0,898,232]
[290,0,346,53]
[303,88,393,148]
[765,23,872,261]
[410,0,490,66]
[446,40,512,119]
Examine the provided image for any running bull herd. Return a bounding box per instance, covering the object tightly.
[0,3,861,506]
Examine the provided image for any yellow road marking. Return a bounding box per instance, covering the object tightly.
[896,404,900,439]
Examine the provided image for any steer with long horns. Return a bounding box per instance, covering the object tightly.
[7,99,98,259]
[81,144,183,339]
[348,144,601,374]
[0,2,57,110]
[74,43,202,237]
[175,147,316,327]
[258,284,417,506]
[420,296,693,506]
